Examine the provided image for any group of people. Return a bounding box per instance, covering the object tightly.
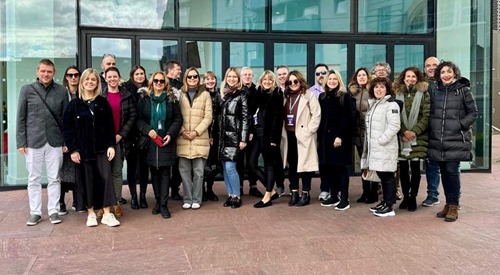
[16,54,477,228]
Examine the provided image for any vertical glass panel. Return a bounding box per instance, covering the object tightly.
[315,44,348,84]
[180,0,265,31]
[140,40,178,79]
[436,0,491,170]
[358,0,429,34]
[91,38,132,79]
[185,41,222,81]
[2,0,77,186]
[355,44,386,73]
[272,0,350,32]
[80,0,173,29]
[393,45,424,79]
[274,43,307,78]
[229,42,264,81]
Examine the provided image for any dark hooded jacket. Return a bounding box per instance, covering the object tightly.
[428,77,478,161]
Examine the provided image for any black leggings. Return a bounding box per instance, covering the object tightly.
[247,134,278,192]
[126,146,149,195]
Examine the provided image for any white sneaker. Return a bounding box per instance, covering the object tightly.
[101,213,120,227]
[182,203,191,209]
[318,191,330,201]
[191,203,201,209]
[86,213,98,227]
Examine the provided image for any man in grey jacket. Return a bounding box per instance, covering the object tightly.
[17,59,69,226]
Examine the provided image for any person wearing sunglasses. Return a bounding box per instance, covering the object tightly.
[177,67,212,210]
[218,67,249,209]
[136,71,182,219]
[282,71,321,207]
[308,63,329,99]
[58,65,84,215]
[100,53,116,91]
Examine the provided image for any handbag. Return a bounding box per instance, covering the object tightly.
[362,169,381,182]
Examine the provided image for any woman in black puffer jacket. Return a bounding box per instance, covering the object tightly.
[428,61,478,222]
[218,67,249,209]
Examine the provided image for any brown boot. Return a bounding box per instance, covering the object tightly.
[436,204,449,218]
[445,205,459,222]
[114,205,123,218]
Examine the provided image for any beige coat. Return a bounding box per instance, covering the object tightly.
[281,90,321,172]
[176,89,213,159]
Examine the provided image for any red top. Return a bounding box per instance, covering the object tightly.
[107,91,121,135]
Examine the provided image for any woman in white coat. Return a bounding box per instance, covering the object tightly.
[361,77,401,217]
[281,70,321,207]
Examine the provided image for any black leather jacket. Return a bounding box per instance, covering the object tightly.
[217,90,249,161]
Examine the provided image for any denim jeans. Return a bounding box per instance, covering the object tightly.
[425,159,441,200]
[438,161,461,205]
[223,161,240,196]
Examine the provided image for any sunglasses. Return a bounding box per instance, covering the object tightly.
[153,79,166,84]
[66,73,80,78]
[187,75,199,80]
[286,79,300,86]
[315,70,328,76]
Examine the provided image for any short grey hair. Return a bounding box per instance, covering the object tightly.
[371,62,391,75]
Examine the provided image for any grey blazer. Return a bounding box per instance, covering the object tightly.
[16,80,69,149]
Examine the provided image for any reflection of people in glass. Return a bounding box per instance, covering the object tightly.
[136,71,182,219]
[123,65,150,210]
[177,67,212,210]
[429,61,478,222]
[59,65,84,215]
[63,68,120,227]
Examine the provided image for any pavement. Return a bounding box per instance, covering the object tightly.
[1,136,500,274]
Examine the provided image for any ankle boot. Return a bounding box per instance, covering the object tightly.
[436,204,449,218]
[366,182,379,204]
[202,185,208,202]
[445,204,459,222]
[152,199,161,215]
[407,196,417,212]
[288,191,300,206]
[131,194,139,210]
[356,181,370,203]
[295,192,310,207]
[399,197,409,209]
[139,192,148,208]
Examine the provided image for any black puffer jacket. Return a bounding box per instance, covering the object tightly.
[102,85,137,150]
[136,91,183,167]
[428,77,478,161]
[63,96,115,161]
[218,90,249,161]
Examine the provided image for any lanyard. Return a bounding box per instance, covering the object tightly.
[289,94,301,113]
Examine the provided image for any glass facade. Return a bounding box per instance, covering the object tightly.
[0,0,493,187]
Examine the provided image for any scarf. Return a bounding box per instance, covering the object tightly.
[150,92,167,136]
[224,85,236,97]
[396,85,423,156]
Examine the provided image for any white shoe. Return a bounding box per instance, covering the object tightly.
[101,213,120,227]
[86,213,98,227]
[182,203,191,209]
[191,203,201,209]
[318,191,330,201]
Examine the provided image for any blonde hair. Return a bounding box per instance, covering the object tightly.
[322,70,347,96]
[220,67,242,98]
[256,70,277,90]
[147,71,171,95]
[78,68,102,101]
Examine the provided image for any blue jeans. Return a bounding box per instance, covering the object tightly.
[223,161,240,196]
[425,159,440,199]
[438,161,461,205]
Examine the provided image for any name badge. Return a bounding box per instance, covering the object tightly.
[286,114,295,126]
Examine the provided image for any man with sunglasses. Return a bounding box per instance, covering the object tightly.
[100,53,116,91]
[309,63,329,98]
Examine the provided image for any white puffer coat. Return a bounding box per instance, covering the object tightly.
[361,95,401,172]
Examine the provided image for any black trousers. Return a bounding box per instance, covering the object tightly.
[399,159,421,198]
[126,146,149,195]
[286,131,313,191]
[76,153,116,210]
[319,164,349,201]
[170,159,182,194]
[246,134,278,192]
[376,171,397,207]
[151,166,171,208]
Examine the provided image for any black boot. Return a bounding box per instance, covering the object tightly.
[152,198,161,215]
[202,185,208,202]
[288,191,300,206]
[366,182,379,204]
[357,180,370,203]
[161,205,171,219]
[139,192,148,208]
[408,167,421,212]
[399,197,409,209]
[295,192,310,207]
[407,196,417,212]
[131,193,139,210]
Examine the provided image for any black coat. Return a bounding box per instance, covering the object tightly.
[136,92,183,167]
[63,96,115,161]
[252,87,284,146]
[102,85,137,150]
[317,90,353,165]
[207,88,222,168]
[218,90,249,161]
[428,77,478,161]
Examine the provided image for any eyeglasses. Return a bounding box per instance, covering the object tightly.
[153,79,166,84]
[102,53,116,59]
[187,75,199,80]
[66,73,80,78]
[315,70,328,76]
[286,79,299,86]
